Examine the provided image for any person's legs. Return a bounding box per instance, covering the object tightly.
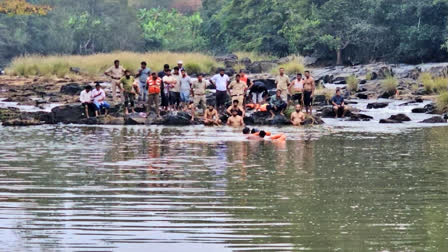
[279,103,287,116]
[124,93,130,115]
[93,101,100,117]
[169,91,176,111]
[139,81,147,102]
[129,94,136,113]
[333,106,339,118]
[341,105,347,118]
[154,95,160,116]
[147,94,154,113]
[267,105,275,119]
[102,102,110,116]
[82,103,89,118]
[111,80,117,102]
[175,92,181,110]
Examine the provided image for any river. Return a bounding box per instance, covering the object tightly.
[0,122,448,252]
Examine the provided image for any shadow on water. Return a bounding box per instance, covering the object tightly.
[0,125,448,251]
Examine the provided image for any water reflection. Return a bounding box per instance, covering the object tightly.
[0,125,448,251]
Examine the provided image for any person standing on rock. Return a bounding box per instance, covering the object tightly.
[267,90,287,120]
[289,73,304,106]
[104,60,125,103]
[331,88,348,118]
[147,72,161,118]
[228,74,247,106]
[80,85,95,118]
[210,69,230,113]
[92,83,110,117]
[180,69,192,109]
[170,67,182,110]
[120,70,139,115]
[191,73,208,111]
[303,71,315,115]
[290,104,306,126]
[162,69,176,111]
[136,61,151,102]
[275,68,290,102]
[158,64,170,111]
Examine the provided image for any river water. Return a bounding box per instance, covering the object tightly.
[1,122,448,252]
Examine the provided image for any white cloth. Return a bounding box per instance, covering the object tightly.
[91,89,106,103]
[211,74,230,91]
[80,90,92,103]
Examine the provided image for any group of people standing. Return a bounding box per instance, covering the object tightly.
[80,59,349,127]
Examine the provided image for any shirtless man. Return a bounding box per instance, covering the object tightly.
[227,109,245,128]
[303,71,315,115]
[226,100,245,117]
[290,104,306,126]
[204,105,221,126]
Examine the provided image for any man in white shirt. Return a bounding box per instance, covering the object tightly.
[210,69,230,113]
[91,83,110,116]
[162,70,177,111]
[80,85,94,118]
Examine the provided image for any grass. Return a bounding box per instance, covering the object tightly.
[419,72,448,94]
[381,75,398,93]
[366,71,372,81]
[436,92,448,112]
[314,87,334,101]
[234,51,276,62]
[346,75,359,92]
[7,51,224,78]
[270,56,305,76]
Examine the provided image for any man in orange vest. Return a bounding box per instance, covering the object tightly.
[146,72,162,118]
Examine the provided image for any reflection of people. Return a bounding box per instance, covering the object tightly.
[227,109,245,127]
[331,88,348,118]
[290,104,306,126]
[204,105,221,126]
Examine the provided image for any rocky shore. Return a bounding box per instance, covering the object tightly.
[1,59,448,127]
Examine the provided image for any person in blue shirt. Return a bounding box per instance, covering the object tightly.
[267,90,287,119]
[331,88,348,118]
[136,61,151,102]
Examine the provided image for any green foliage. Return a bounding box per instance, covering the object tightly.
[420,72,434,92]
[436,92,448,112]
[382,76,398,93]
[184,62,201,75]
[419,72,448,94]
[433,77,448,93]
[346,75,359,92]
[271,60,305,76]
[366,72,372,81]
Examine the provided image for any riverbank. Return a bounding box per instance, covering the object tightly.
[1,59,448,127]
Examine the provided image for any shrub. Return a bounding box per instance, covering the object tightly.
[420,72,434,93]
[346,75,359,92]
[433,77,448,93]
[314,87,334,101]
[366,71,372,81]
[382,76,398,93]
[184,63,201,75]
[436,92,448,112]
[232,63,246,73]
[271,61,305,76]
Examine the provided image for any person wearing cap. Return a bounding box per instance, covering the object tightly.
[80,85,94,118]
[210,69,230,113]
[91,83,110,116]
[228,74,247,106]
[136,61,151,102]
[172,61,184,73]
[146,72,161,117]
[104,60,125,102]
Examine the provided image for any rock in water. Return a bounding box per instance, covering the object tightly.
[420,116,447,123]
[379,119,402,124]
[356,93,369,99]
[2,119,43,126]
[162,112,192,126]
[319,106,353,118]
[388,114,411,122]
[125,114,146,125]
[60,83,83,95]
[348,113,373,121]
[52,104,84,123]
[303,116,325,125]
[367,102,389,109]
[412,107,427,113]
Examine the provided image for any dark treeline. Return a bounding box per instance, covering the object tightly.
[1,0,448,66]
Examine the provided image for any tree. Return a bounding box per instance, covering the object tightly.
[0,0,51,15]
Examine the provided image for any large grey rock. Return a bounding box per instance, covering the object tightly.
[60,83,84,96]
[420,116,447,123]
[247,61,277,74]
[51,104,85,123]
[367,102,389,109]
[388,114,411,122]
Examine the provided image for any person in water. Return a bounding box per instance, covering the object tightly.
[227,109,245,128]
[290,104,306,126]
[247,130,286,141]
[331,88,348,118]
[204,105,221,126]
[226,100,245,117]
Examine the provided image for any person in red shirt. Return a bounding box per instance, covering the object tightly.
[146,72,162,118]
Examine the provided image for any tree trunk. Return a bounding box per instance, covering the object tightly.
[336,49,343,65]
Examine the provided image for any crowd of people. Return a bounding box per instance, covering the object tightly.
[79,59,348,126]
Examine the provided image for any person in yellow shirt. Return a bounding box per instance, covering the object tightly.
[228,74,247,105]
[275,68,290,102]
[104,60,125,102]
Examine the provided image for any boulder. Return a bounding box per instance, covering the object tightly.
[424,103,437,114]
[378,66,393,79]
[379,90,396,99]
[367,102,388,109]
[303,56,318,66]
[420,116,447,123]
[253,79,276,91]
[247,61,277,74]
[70,67,81,74]
[159,112,192,126]
[244,111,290,126]
[302,115,325,125]
[389,114,411,122]
[412,107,427,113]
[313,95,327,106]
[319,106,353,118]
[2,119,43,126]
[356,93,369,99]
[60,83,84,96]
[51,104,85,123]
[125,114,146,125]
[348,113,373,121]
[379,119,402,124]
[215,54,238,67]
[239,57,251,66]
